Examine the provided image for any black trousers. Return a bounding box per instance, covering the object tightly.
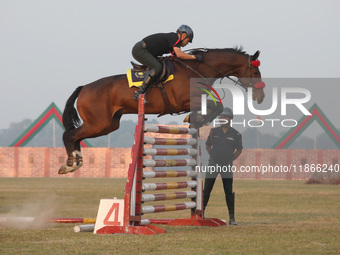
[203,162,233,209]
[132,41,163,76]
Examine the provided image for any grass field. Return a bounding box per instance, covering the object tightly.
[0,178,339,255]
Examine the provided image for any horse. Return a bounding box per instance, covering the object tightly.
[58,47,265,174]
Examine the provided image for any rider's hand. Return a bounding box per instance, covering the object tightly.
[195,55,205,62]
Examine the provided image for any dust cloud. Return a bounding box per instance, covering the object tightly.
[0,194,59,229]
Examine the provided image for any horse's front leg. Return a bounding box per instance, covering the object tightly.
[185,100,223,128]
[202,101,223,125]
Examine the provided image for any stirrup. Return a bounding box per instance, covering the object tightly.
[133,91,148,104]
[133,91,141,101]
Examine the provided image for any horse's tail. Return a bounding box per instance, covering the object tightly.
[62,86,83,131]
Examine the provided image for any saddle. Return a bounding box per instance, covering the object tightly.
[129,58,174,87]
[127,58,176,116]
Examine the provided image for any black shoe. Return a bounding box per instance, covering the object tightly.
[229,214,238,225]
[133,91,149,103]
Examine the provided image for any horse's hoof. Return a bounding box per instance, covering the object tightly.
[58,165,75,174]
[69,164,83,173]
[183,114,190,123]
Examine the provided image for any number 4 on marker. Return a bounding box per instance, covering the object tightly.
[103,203,121,226]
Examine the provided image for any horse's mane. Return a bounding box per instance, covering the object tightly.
[186,46,247,55]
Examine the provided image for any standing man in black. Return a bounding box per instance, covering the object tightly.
[203,107,243,225]
[131,24,204,101]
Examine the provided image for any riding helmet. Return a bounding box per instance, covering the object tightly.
[177,25,194,42]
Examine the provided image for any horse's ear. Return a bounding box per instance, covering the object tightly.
[251,50,260,60]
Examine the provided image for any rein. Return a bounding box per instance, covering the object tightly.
[173,56,207,81]
[176,49,264,92]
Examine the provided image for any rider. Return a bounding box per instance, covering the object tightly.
[132,25,204,101]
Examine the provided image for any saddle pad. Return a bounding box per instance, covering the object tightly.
[127,66,174,88]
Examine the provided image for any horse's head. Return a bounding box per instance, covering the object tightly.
[237,50,265,104]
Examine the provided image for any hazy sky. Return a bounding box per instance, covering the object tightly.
[1,0,339,130]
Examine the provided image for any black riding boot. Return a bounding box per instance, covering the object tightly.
[133,69,156,102]
[202,192,210,218]
[226,192,237,225]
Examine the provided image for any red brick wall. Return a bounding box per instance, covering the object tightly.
[0,147,131,178]
[1,125,339,179]
[1,147,338,179]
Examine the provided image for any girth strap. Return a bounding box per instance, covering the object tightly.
[157,84,176,116]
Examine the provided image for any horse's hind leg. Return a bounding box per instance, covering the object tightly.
[67,140,83,173]
[58,111,123,174]
[58,128,83,174]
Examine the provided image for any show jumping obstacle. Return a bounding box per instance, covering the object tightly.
[96,95,226,235]
[0,217,96,224]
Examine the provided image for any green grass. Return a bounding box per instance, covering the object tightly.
[0,178,339,255]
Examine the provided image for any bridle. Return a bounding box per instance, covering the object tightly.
[235,55,266,92]
[176,49,265,92]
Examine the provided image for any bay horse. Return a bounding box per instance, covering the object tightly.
[58,47,265,174]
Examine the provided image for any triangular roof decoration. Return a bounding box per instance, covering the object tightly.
[273,103,340,149]
[10,102,91,147]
